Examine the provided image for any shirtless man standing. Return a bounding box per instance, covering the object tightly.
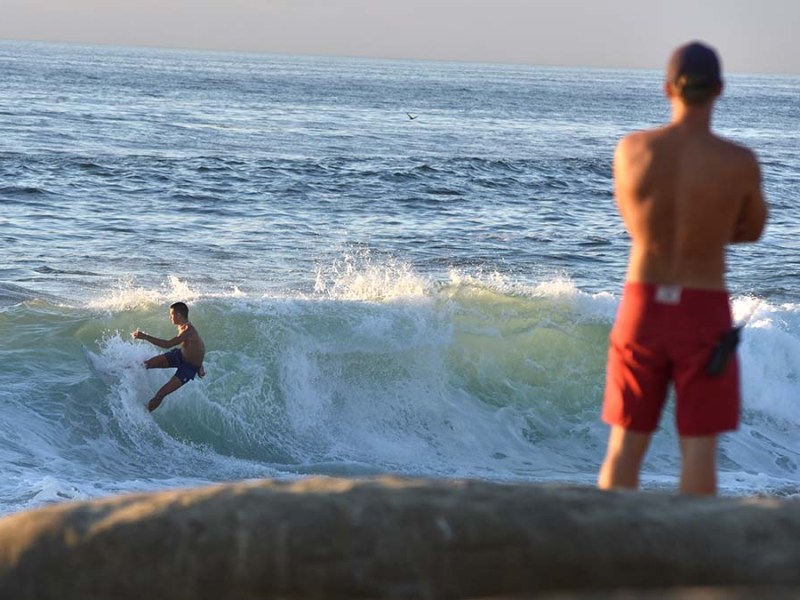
[132,301,206,412]
[598,42,767,495]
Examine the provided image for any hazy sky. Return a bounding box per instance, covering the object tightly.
[3,0,799,74]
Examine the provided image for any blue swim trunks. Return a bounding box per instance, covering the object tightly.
[163,348,200,384]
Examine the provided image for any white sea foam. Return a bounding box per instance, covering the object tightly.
[3,271,800,518]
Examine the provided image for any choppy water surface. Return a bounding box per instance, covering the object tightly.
[1,40,799,515]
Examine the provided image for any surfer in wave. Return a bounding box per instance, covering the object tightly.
[132,301,206,412]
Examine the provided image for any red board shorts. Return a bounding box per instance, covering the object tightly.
[602,283,740,436]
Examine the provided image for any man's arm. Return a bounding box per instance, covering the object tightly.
[612,132,646,232]
[132,330,185,348]
[731,153,768,244]
[612,139,628,220]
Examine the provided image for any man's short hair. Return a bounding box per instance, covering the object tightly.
[170,302,189,318]
[667,41,722,105]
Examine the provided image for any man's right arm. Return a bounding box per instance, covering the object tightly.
[731,153,768,244]
[132,330,181,348]
[612,134,638,229]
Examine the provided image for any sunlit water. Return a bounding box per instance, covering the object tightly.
[1,40,799,515]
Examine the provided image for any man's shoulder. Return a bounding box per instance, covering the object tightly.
[184,323,203,339]
[615,128,666,162]
[618,128,657,144]
[617,126,671,149]
[702,135,760,182]
[712,134,758,162]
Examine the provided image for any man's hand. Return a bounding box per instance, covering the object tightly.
[132,330,145,340]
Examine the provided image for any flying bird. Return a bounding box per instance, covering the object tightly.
[406,112,418,120]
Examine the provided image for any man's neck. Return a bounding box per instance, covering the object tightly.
[671,101,714,131]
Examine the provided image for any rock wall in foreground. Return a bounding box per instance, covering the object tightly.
[1,477,800,599]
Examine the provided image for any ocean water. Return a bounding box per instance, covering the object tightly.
[1,40,799,516]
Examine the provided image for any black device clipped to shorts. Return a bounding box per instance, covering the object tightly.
[706,326,742,376]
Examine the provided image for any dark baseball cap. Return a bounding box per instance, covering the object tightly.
[667,41,722,88]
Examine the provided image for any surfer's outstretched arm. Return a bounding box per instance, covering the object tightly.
[132,329,182,349]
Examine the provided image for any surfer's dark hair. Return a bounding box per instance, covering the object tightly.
[170,302,189,319]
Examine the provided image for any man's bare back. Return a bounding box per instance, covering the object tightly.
[615,121,766,290]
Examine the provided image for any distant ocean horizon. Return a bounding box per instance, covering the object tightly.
[6,36,800,78]
[1,40,799,516]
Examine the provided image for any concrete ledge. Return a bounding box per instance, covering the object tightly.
[1,477,800,599]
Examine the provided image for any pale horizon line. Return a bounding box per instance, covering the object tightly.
[2,35,798,78]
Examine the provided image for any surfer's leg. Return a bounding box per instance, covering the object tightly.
[678,435,717,496]
[598,426,651,491]
[147,376,183,412]
[144,354,170,369]
[145,348,183,370]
